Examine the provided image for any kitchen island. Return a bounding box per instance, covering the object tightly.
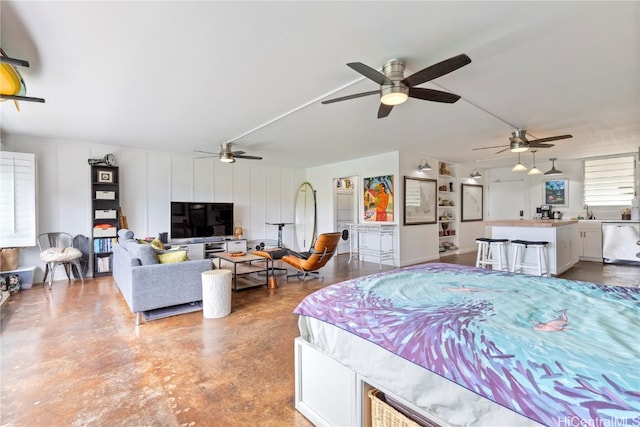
[484,219,579,275]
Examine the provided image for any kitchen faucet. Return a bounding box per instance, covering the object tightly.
[583,204,595,220]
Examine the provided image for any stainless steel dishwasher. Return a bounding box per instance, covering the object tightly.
[601,221,640,265]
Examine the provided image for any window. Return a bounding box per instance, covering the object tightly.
[583,155,637,206]
[0,152,36,247]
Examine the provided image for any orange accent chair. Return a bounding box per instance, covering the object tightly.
[281,232,341,281]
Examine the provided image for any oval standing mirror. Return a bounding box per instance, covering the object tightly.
[294,182,317,250]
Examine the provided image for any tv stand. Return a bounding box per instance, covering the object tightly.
[171,239,247,260]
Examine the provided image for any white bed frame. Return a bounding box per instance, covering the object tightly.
[294,336,544,427]
[294,337,440,427]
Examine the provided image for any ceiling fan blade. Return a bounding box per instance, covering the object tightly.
[401,53,471,88]
[528,143,554,148]
[231,150,246,156]
[378,104,393,119]
[194,150,219,157]
[472,145,509,151]
[494,147,511,154]
[347,62,393,86]
[408,87,461,103]
[235,155,263,160]
[528,134,573,144]
[321,90,380,104]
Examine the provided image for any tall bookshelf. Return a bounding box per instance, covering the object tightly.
[91,166,119,277]
[437,161,459,255]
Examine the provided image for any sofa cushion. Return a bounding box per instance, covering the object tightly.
[123,240,158,265]
[157,250,188,264]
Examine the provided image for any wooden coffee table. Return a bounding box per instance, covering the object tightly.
[212,252,270,291]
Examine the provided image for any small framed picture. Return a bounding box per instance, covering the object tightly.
[97,169,114,183]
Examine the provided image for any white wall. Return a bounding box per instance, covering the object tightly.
[2,134,304,282]
[398,152,440,265]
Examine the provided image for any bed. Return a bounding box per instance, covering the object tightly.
[293,263,640,427]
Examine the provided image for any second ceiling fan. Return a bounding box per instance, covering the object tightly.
[195,143,262,163]
[473,129,573,154]
[322,54,471,118]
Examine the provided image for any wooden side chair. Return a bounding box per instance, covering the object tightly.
[281,232,341,281]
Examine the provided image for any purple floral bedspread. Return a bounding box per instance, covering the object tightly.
[294,263,640,426]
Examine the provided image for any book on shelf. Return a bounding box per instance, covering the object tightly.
[93,237,117,254]
[95,255,111,273]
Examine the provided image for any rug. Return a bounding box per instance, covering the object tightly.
[142,301,203,321]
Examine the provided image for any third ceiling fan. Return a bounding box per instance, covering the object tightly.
[473,129,572,154]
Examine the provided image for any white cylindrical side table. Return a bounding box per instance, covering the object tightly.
[201,269,232,318]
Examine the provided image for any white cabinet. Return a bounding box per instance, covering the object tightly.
[578,221,603,261]
[556,225,579,273]
[437,161,459,255]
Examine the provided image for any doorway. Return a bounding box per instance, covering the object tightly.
[334,176,358,254]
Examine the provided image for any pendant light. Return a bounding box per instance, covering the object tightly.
[544,158,563,176]
[512,152,528,172]
[527,150,543,175]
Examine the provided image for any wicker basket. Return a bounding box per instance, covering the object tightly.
[368,389,421,427]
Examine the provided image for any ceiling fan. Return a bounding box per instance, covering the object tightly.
[194,143,262,163]
[473,129,573,154]
[322,53,471,118]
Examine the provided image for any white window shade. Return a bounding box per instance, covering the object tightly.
[583,155,636,206]
[0,152,36,247]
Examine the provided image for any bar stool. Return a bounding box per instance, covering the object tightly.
[511,240,549,277]
[475,238,509,271]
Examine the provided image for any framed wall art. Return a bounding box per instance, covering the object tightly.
[403,176,436,225]
[544,179,568,206]
[97,169,114,184]
[363,175,394,222]
[461,183,483,222]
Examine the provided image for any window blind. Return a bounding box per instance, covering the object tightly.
[0,152,36,247]
[583,155,636,206]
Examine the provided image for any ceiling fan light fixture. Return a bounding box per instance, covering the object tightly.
[510,140,529,153]
[417,159,432,172]
[544,158,563,176]
[380,85,409,106]
[219,152,235,163]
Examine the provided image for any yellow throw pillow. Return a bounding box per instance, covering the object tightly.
[150,238,164,250]
[157,250,188,264]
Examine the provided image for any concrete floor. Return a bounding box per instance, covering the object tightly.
[1,253,637,426]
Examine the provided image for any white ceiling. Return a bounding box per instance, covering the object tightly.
[1,1,638,169]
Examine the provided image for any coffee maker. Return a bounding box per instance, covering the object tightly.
[540,204,552,220]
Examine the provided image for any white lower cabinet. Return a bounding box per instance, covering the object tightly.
[578,221,602,261]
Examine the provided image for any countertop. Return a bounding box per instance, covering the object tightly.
[483,219,579,227]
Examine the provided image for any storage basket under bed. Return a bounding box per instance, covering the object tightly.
[368,389,422,427]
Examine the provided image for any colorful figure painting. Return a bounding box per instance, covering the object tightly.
[364,175,394,222]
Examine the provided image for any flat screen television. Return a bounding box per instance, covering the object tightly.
[170,202,234,240]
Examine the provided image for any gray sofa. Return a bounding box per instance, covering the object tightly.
[112,230,213,324]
